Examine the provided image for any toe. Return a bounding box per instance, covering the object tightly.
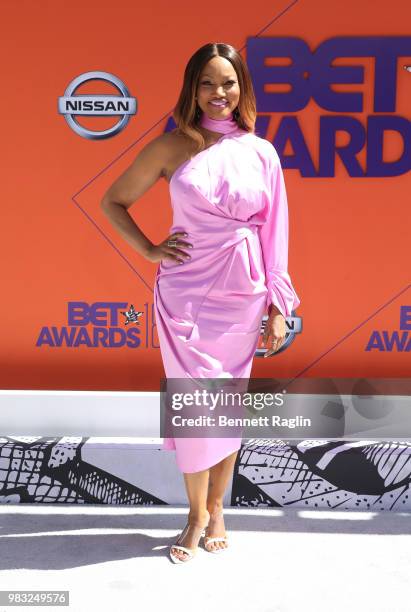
[172,547,186,560]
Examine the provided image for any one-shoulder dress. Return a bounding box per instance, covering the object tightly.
[154,127,301,473]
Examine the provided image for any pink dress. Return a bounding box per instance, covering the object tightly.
[154,127,300,473]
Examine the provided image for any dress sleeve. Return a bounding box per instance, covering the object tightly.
[257,144,301,318]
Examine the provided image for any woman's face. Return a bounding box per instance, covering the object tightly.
[196,56,240,120]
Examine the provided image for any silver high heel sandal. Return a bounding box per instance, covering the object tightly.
[169,522,208,564]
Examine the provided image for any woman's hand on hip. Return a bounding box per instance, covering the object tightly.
[145,231,193,265]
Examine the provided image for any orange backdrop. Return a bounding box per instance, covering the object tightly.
[1,0,410,390]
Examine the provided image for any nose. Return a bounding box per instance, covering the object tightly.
[213,85,226,96]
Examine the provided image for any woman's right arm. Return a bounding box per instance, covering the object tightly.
[100,133,172,259]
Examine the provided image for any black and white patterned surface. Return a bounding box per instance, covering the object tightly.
[1,436,410,510]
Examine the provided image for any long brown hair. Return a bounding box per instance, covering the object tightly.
[173,42,257,154]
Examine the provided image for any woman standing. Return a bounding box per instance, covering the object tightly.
[101,42,300,563]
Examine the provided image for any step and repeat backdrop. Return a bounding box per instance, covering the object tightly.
[2,0,410,392]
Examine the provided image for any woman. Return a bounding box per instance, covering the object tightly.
[101,42,300,563]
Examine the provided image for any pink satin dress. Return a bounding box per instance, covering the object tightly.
[154,127,300,473]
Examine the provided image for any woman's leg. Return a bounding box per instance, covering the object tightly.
[170,467,210,561]
[205,449,239,551]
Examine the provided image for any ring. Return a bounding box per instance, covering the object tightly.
[167,239,178,247]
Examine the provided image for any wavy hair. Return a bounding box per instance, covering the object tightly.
[172,42,257,154]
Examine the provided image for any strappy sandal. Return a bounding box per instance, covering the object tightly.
[203,533,229,553]
[203,512,229,554]
[169,522,207,564]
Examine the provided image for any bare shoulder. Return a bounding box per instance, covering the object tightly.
[141,130,176,165]
[160,129,196,183]
[100,129,189,210]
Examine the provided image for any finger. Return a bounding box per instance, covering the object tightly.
[175,248,192,261]
[168,240,193,249]
[264,344,273,357]
[175,248,191,259]
[164,247,190,260]
[264,341,279,357]
[276,336,285,349]
[164,232,193,249]
[164,250,185,264]
[263,328,276,346]
[262,323,270,345]
[170,232,188,240]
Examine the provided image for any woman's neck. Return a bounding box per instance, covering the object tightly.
[199,110,238,136]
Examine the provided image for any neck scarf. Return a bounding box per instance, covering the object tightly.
[199,109,238,134]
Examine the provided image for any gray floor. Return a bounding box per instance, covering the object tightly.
[0,504,410,612]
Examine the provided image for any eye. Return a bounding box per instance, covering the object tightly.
[200,79,236,85]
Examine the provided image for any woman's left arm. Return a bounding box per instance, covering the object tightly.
[257,146,301,356]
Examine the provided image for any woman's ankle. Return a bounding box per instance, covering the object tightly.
[188,508,210,526]
[207,500,224,517]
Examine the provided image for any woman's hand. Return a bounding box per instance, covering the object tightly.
[145,231,193,265]
[262,305,286,357]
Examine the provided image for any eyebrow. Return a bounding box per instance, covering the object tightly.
[201,74,236,79]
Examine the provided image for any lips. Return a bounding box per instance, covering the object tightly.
[209,100,227,107]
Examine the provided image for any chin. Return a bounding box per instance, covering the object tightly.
[207,105,231,112]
